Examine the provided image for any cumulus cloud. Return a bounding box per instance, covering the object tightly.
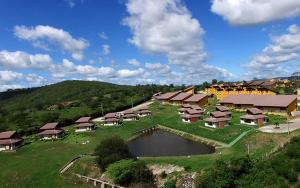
[244,24,300,78]
[102,44,110,55]
[0,50,53,69]
[128,59,141,67]
[14,25,89,61]
[116,68,144,78]
[211,0,300,25]
[99,32,108,40]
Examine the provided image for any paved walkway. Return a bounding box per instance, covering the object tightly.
[259,117,300,133]
[228,130,252,147]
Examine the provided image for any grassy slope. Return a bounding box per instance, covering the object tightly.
[0,103,290,187]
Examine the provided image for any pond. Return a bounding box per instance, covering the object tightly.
[128,130,215,157]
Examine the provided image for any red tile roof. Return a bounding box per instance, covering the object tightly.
[220,94,297,107]
[184,94,208,102]
[156,91,182,100]
[170,93,192,101]
[0,131,16,139]
[40,123,59,130]
[74,123,94,128]
[75,117,91,123]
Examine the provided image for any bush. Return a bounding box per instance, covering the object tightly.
[106,159,154,187]
[164,179,176,188]
[160,171,167,179]
[94,136,132,170]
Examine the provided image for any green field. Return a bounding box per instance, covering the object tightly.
[0,102,291,187]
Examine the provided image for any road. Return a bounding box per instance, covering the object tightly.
[259,117,300,133]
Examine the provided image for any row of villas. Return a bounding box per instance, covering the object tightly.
[205,81,277,100]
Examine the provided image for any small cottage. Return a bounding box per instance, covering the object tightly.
[74,123,95,132]
[103,118,121,126]
[39,122,64,140]
[181,109,203,123]
[210,111,231,118]
[122,109,138,121]
[240,107,268,126]
[137,107,152,117]
[204,117,230,128]
[75,117,92,124]
[0,131,23,151]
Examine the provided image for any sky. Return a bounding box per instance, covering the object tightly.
[1,0,300,91]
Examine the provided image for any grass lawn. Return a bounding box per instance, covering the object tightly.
[0,102,290,187]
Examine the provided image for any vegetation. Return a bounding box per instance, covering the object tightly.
[0,80,179,134]
[94,136,132,170]
[106,159,154,187]
[195,136,300,188]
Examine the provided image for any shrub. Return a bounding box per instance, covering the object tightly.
[106,159,154,186]
[160,171,167,179]
[94,136,132,170]
[164,179,176,188]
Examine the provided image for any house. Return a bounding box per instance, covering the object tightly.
[103,118,121,126]
[183,94,208,107]
[39,122,64,140]
[181,109,203,123]
[216,105,229,112]
[169,92,192,105]
[74,123,95,132]
[204,117,230,128]
[0,131,23,151]
[122,110,138,121]
[240,107,268,126]
[220,94,297,115]
[104,112,118,119]
[178,107,188,115]
[155,91,182,103]
[75,117,92,124]
[137,108,152,117]
[210,111,231,118]
[183,86,195,94]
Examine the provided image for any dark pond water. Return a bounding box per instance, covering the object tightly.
[128,130,215,157]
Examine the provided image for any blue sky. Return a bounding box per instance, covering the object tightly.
[0,0,300,91]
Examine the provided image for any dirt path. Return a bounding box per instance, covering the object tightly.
[259,117,300,133]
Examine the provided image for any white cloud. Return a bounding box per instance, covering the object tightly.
[244,24,300,78]
[128,59,141,67]
[211,0,300,25]
[99,32,108,40]
[116,68,144,78]
[0,50,53,69]
[14,25,89,61]
[0,70,23,82]
[123,0,206,67]
[102,44,110,55]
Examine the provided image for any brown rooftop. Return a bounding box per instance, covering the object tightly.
[240,114,267,120]
[40,122,59,130]
[0,138,22,145]
[170,93,192,101]
[156,91,182,100]
[104,118,120,122]
[75,117,91,123]
[204,117,230,123]
[220,94,297,107]
[184,94,208,102]
[104,112,117,118]
[210,111,230,118]
[186,109,203,115]
[0,131,16,139]
[38,129,63,135]
[247,108,263,115]
[216,105,229,112]
[74,123,94,128]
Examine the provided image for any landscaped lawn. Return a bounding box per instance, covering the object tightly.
[0,102,290,187]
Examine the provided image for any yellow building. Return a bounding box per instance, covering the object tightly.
[205,83,276,100]
[183,86,195,95]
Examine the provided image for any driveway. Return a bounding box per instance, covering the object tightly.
[259,117,300,133]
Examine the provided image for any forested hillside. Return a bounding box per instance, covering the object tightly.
[0,80,179,135]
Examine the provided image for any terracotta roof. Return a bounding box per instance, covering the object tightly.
[184,94,208,102]
[204,117,230,123]
[104,118,120,122]
[216,106,229,112]
[156,91,182,100]
[170,93,192,101]
[247,108,263,115]
[104,113,117,118]
[240,114,267,120]
[38,129,63,135]
[186,109,203,115]
[74,123,94,128]
[181,114,201,119]
[0,131,16,139]
[0,138,22,145]
[75,117,91,123]
[220,94,297,107]
[211,111,230,118]
[40,123,59,130]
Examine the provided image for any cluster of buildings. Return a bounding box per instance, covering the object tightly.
[178,104,203,123]
[205,81,276,100]
[102,106,152,126]
[155,86,209,107]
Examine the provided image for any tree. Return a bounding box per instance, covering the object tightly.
[212,79,218,85]
[94,136,132,170]
[106,159,154,187]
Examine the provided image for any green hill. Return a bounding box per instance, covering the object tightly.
[0,80,177,135]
